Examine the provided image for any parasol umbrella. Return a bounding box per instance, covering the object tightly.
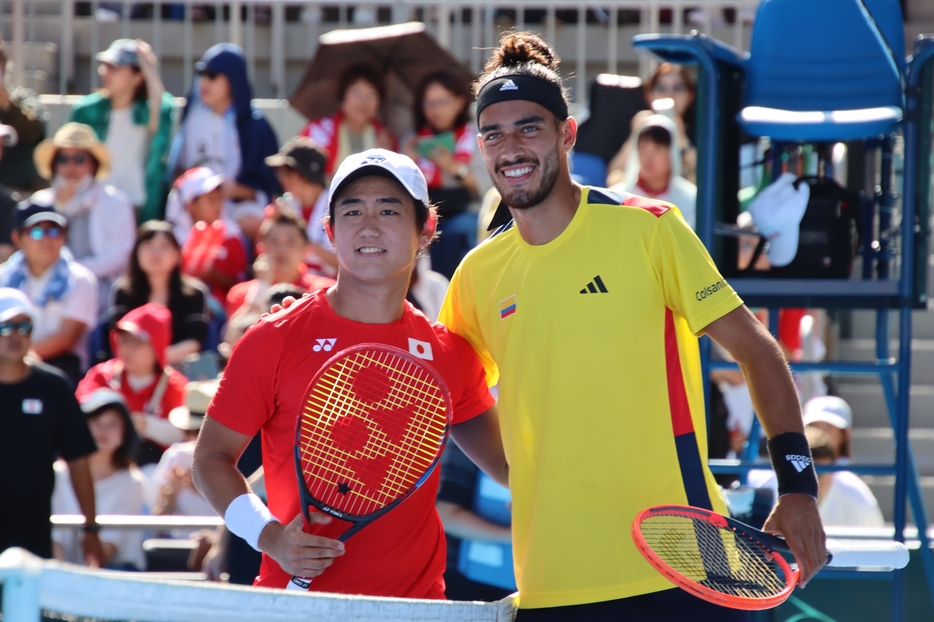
[289,22,476,139]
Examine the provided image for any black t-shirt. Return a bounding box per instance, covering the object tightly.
[0,363,97,558]
[0,187,17,247]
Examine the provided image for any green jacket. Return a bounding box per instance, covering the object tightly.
[69,91,175,222]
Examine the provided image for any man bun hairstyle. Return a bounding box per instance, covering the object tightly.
[474,32,570,124]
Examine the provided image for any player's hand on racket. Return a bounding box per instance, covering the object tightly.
[762,493,827,587]
[258,513,345,578]
[262,292,311,317]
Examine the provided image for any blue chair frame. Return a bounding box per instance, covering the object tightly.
[634,10,934,619]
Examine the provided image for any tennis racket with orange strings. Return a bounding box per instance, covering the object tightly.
[285,343,452,591]
[632,505,909,610]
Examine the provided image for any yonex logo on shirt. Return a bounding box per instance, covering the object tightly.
[499,80,519,91]
[313,338,337,352]
[786,454,812,473]
[579,275,608,294]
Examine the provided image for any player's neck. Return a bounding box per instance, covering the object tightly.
[511,179,582,246]
[327,279,408,324]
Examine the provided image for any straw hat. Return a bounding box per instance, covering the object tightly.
[34,122,111,180]
[168,380,220,431]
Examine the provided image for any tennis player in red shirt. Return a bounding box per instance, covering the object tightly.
[193,149,508,598]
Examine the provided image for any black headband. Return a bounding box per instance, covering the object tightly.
[476,74,569,123]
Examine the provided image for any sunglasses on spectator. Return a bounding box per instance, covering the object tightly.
[26,225,65,241]
[198,69,221,80]
[54,153,89,166]
[0,320,33,337]
[652,83,688,94]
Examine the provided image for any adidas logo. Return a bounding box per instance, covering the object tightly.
[499,79,519,91]
[313,338,337,352]
[786,454,812,473]
[579,275,609,294]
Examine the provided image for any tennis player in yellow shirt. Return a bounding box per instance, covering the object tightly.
[436,32,827,621]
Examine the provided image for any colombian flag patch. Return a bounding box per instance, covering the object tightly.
[499,295,517,319]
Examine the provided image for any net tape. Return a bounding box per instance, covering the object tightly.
[0,549,517,622]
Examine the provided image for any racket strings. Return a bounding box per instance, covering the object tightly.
[639,515,788,599]
[298,349,448,516]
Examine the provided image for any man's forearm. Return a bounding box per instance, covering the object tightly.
[734,327,803,438]
[192,451,255,517]
[66,457,98,524]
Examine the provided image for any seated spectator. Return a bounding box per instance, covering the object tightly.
[403,70,479,279]
[0,35,48,195]
[0,124,20,263]
[807,426,884,528]
[804,395,853,463]
[607,63,697,186]
[78,303,187,466]
[32,122,136,309]
[52,388,146,570]
[70,39,175,223]
[608,114,697,230]
[149,380,218,518]
[301,63,396,177]
[264,137,336,276]
[176,167,248,303]
[437,442,514,602]
[167,43,280,243]
[0,288,102,564]
[225,212,333,317]
[407,259,450,322]
[0,199,98,383]
[110,221,209,365]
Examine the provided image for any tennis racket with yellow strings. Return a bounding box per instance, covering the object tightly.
[632,505,909,610]
[286,343,452,591]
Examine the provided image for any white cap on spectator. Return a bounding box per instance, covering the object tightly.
[0,124,17,147]
[176,167,224,206]
[79,388,128,415]
[747,172,810,267]
[803,395,853,430]
[0,288,38,323]
[328,148,429,208]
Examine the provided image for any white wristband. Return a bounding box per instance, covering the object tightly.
[224,493,277,552]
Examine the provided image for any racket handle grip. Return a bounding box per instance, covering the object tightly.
[286,576,313,591]
[825,540,910,569]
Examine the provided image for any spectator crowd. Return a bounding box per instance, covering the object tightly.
[0,31,884,596]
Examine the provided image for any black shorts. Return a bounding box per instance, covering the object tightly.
[514,588,753,622]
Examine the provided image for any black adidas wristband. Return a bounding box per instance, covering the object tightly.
[767,432,819,499]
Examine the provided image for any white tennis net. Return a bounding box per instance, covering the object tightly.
[0,548,517,622]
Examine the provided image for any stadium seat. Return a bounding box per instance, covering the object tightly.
[569,151,608,187]
[737,0,903,142]
[861,0,906,75]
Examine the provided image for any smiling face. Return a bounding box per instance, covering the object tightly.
[478,100,574,211]
[330,175,424,286]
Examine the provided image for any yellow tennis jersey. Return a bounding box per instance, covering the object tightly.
[439,187,745,609]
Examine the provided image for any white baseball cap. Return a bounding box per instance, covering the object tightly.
[176,167,224,206]
[747,172,810,267]
[803,395,853,430]
[328,149,429,209]
[0,288,38,323]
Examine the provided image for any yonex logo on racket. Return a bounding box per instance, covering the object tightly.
[785,454,812,472]
[313,338,337,352]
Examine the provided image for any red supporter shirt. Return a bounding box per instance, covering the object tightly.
[224,268,336,317]
[78,360,187,423]
[208,290,494,597]
[181,223,248,301]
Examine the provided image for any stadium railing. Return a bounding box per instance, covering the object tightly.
[3,0,759,100]
[0,547,519,622]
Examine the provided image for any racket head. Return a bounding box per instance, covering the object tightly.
[631,505,798,611]
[294,343,452,524]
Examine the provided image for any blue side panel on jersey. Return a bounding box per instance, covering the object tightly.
[587,187,626,206]
[675,432,713,510]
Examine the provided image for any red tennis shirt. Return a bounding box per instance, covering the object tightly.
[208,290,494,598]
